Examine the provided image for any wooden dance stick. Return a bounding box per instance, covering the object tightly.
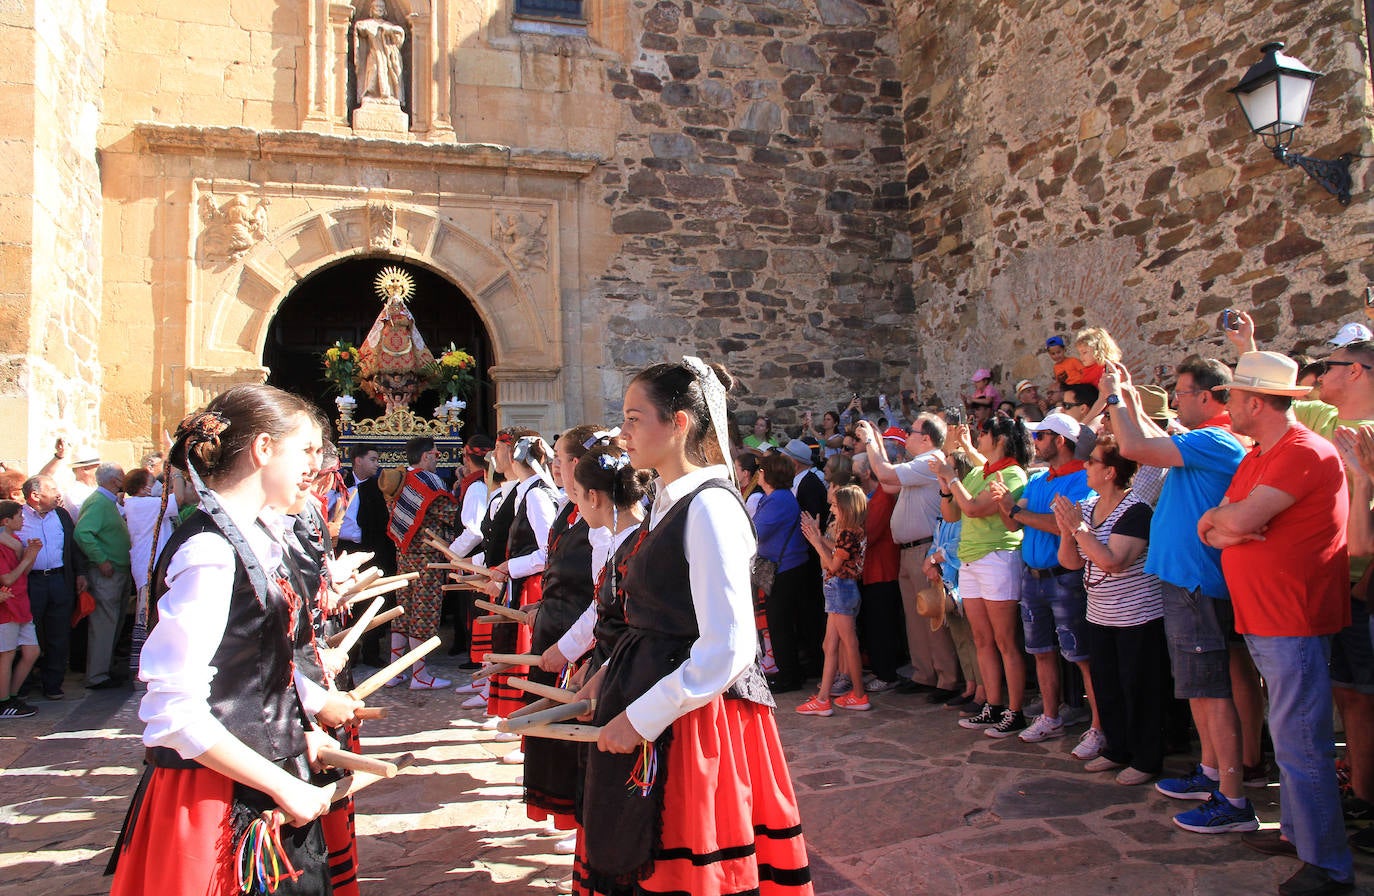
[498,700,593,732]
[421,528,464,559]
[354,707,388,720]
[483,653,542,666]
[344,577,414,606]
[508,696,558,719]
[330,597,385,655]
[471,662,513,682]
[349,636,441,700]
[507,677,578,703]
[340,567,383,596]
[474,599,529,624]
[317,746,400,778]
[327,753,416,804]
[326,606,404,648]
[517,724,602,743]
[442,578,490,592]
[476,614,514,624]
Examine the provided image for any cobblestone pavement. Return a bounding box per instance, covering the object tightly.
[2,654,1372,895]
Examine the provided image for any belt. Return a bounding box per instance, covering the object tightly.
[897,537,933,551]
[1025,564,1072,579]
[30,567,64,577]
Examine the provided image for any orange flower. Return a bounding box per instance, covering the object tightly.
[340,351,350,360]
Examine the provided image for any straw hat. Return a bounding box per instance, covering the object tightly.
[1218,351,1312,398]
[1135,385,1176,420]
[915,583,953,632]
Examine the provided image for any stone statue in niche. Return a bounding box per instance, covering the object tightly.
[494,212,549,272]
[354,0,405,104]
[199,193,269,262]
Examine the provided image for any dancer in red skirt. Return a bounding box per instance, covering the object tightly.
[521,424,604,825]
[482,428,557,722]
[108,385,338,895]
[580,359,813,896]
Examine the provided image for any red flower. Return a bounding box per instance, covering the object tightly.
[340,351,351,360]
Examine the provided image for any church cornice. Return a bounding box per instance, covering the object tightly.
[134,122,601,178]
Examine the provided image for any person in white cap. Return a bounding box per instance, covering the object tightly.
[1198,351,1354,895]
[1331,322,1374,348]
[993,411,1100,745]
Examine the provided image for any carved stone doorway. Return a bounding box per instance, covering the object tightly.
[262,256,495,438]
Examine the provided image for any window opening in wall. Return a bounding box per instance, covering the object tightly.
[515,0,584,22]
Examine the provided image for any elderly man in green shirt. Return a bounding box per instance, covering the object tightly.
[73,463,131,690]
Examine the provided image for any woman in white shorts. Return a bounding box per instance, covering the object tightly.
[932,416,1032,734]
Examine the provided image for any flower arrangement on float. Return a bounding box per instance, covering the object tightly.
[430,343,477,418]
[322,340,361,419]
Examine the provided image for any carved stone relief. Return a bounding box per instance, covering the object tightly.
[367,201,399,249]
[493,211,549,272]
[198,193,269,263]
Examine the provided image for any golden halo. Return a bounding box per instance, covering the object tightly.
[374,266,416,302]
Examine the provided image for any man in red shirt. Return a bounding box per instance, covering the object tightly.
[1198,351,1354,896]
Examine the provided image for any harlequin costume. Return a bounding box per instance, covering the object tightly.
[388,467,457,681]
[581,470,812,896]
[522,500,596,828]
[107,497,330,895]
[487,475,556,717]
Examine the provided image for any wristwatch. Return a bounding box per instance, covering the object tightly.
[1106,394,1121,406]
[1008,505,1022,519]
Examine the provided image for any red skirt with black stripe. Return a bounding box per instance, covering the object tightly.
[109,765,330,896]
[487,578,542,718]
[586,697,812,896]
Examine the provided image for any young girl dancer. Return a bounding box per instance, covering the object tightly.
[521,425,603,819]
[109,384,337,895]
[483,428,557,721]
[797,484,870,716]
[580,358,812,896]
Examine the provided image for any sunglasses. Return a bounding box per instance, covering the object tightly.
[1325,360,1371,371]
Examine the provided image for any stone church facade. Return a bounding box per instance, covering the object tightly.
[0,0,1369,466]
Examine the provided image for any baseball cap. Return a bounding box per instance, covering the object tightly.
[1026,412,1081,442]
[1329,322,1373,347]
[971,368,991,382]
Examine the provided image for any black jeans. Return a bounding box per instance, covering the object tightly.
[28,573,74,694]
[767,564,813,686]
[859,580,904,681]
[1087,617,1171,774]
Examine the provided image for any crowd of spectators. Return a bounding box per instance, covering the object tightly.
[737,318,1374,896]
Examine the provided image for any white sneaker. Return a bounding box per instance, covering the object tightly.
[480,716,501,730]
[1071,726,1107,760]
[829,673,852,697]
[554,833,578,855]
[462,693,488,709]
[1019,714,1066,743]
[500,747,525,762]
[494,731,521,743]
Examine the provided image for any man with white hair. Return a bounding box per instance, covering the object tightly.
[73,462,131,689]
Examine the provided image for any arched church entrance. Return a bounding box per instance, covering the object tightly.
[263,256,495,438]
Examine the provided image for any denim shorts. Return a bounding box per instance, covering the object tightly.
[1160,581,1232,699]
[1020,567,1090,662]
[823,577,862,616]
[1330,595,1374,694]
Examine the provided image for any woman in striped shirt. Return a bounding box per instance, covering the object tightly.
[1052,433,1168,786]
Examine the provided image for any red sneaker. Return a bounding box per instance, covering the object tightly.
[795,696,833,717]
[835,692,872,712]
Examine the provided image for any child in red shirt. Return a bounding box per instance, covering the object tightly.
[0,500,42,717]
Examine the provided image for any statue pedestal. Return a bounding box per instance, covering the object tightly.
[352,100,409,136]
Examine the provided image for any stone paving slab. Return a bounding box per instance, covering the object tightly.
[3,656,1374,895]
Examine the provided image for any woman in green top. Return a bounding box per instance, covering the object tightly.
[932,415,1031,736]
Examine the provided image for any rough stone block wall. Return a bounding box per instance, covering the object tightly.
[590,0,917,429]
[894,0,1374,404]
[0,0,105,465]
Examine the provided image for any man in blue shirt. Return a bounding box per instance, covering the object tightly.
[996,412,1095,744]
[1108,357,1258,835]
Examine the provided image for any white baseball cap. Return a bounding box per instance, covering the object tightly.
[1329,322,1373,347]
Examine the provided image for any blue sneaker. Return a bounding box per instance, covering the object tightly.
[1155,764,1220,801]
[1172,794,1259,834]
